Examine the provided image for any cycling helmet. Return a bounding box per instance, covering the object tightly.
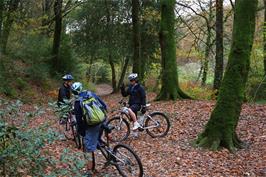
[128,73,138,81]
[62,74,74,81]
[71,82,83,95]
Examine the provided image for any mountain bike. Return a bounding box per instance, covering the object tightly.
[107,99,170,142]
[61,111,81,149]
[83,124,144,177]
[57,100,81,149]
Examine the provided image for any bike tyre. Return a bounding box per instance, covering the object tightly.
[107,115,130,142]
[113,144,143,177]
[144,112,170,138]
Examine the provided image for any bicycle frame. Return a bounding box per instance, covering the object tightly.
[97,131,132,167]
[119,109,161,130]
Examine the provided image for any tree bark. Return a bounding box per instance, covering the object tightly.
[1,0,19,54]
[201,0,214,86]
[0,0,4,42]
[41,0,53,35]
[264,0,266,75]
[52,0,63,71]
[201,27,212,86]
[213,0,224,90]
[117,56,130,92]
[156,0,190,100]
[196,0,258,152]
[105,0,116,93]
[132,0,142,80]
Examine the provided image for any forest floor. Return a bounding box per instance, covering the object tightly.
[20,85,266,177]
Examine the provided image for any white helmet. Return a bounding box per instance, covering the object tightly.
[128,73,138,81]
[71,82,83,95]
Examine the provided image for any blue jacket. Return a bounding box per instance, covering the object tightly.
[74,91,107,136]
[121,83,146,106]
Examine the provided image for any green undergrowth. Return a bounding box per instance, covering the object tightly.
[0,98,88,176]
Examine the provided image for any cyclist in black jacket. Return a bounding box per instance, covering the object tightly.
[57,74,74,106]
[120,73,146,130]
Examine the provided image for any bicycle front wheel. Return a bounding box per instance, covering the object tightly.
[63,117,74,140]
[72,124,81,149]
[107,115,130,142]
[144,112,170,138]
[113,144,143,177]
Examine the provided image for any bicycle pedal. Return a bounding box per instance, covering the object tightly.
[138,127,144,131]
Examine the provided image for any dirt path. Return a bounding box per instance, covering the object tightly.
[95,84,113,96]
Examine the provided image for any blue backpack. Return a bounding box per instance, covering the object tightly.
[80,92,106,126]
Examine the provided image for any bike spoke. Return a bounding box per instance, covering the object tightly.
[113,145,143,177]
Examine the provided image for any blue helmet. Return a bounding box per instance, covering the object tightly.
[71,82,83,95]
[62,74,74,81]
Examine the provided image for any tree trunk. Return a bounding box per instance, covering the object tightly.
[52,0,63,71]
[264,0,266,75]
[105,0,116,93]
[0,0,4,42]
[196,0,258,152]
[41,0,52,35]
[201,0,214,86]
[156,0,190,100]
[109,54,116,93]
[117,56,130,92]
[201,27,211,86]
[132,0,141,80]
[213,0,224,90]
[1,0,19,54]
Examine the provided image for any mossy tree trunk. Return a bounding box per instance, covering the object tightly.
[213,0,224,90]
[196,0,258,152]
[156,0,190,100]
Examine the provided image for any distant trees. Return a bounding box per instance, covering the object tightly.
[196,0,258,151]
[0,0,20,54]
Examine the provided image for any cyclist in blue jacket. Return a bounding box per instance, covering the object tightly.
[71,82,107,176]
[120,73,146,130]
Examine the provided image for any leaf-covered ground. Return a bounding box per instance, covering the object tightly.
[20,91,266,176]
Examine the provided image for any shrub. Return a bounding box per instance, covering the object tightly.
[180,81,214,100]
[26,63,50,87]
[15,77,28,90]
[0,99,87,176]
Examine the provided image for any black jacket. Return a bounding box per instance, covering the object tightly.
[57,83,71,105]
[121,83,146,106]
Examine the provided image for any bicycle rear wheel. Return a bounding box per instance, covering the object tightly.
[144,112,170,138]
[107,115,130,142]
[113,144,143,177]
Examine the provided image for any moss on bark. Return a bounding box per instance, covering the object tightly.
[196,0,258,152]
[156,0,190,100]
